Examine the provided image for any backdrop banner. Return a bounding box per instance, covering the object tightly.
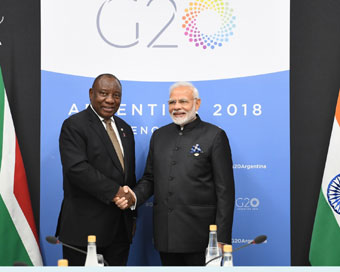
[40,0,290,266]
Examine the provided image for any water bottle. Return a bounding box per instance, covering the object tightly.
[205,225,221,266]
[222,244,233,267]
[84,235,99,266]
[57,259,68,266]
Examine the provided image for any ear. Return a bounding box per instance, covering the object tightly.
[195,98,201,111]
[89,88,93,101]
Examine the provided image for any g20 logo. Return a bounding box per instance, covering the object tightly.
[236,197,260,209]
[96,0,236,49]
[182,0,236,49]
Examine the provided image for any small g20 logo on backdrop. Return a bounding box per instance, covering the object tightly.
[97,0,236,49]
[236,197,260,210]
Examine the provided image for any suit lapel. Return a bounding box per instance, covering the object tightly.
[114,116,129,180]
[87,107,124,173]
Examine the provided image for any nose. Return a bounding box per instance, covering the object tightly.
[105,94,115,104]
[172,101,182,110]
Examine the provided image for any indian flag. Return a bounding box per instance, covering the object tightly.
[0,67,43,266]
[309,90,340,266]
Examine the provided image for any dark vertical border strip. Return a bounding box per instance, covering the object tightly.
[290,0,340,265]
[0,0,41,232]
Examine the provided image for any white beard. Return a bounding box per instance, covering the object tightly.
[170,103,197,126]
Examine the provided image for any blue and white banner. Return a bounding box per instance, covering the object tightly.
[40,0,290,266]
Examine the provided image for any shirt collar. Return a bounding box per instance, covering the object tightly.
[90,104,114,123]
[175,114,201,132]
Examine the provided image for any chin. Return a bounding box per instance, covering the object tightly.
[172,117,187,126]
[100,112,113,118]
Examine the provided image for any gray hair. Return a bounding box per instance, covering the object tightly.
[169,81,199,99]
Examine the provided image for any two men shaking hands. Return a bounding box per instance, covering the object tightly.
[114,186,135,210]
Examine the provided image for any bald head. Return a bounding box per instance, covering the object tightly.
[92,74,122,91]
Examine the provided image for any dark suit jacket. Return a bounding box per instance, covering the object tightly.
[134,115,235,253]
[56,106,136,247]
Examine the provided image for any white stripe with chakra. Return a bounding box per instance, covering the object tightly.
[321,117,340,227]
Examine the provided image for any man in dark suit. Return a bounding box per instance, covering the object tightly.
[56,74,136,266]
[115,81,235,266]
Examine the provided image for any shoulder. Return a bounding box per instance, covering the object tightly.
[63,109,89,126]
[59,110,91,141]
[152,122,176,137]
[200,120,226,135]
[158,122,175,131]
[200,120,222,131]
[198,120,230,148]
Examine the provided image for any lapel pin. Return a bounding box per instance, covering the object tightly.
[190,144,203,155]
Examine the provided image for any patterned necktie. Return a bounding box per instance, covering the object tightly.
[104,119,124,171]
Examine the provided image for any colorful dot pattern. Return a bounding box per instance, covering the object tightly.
[182,0,236,49]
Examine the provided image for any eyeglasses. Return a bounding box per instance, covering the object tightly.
[94,89,121,99]
[168,98,196,106]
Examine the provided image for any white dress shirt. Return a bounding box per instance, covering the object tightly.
[90,104,124,155]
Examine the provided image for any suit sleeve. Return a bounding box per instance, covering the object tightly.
[133,133,155,206]
[211,130,235,244]
[127,125,138,218]
[59,118,120,204]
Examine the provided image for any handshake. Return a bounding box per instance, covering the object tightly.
[113,186,136,210]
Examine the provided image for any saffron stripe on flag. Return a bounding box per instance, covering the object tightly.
[336,90,340,127]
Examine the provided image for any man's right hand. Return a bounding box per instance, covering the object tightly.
[113,186,136,210]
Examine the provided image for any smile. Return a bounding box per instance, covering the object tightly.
[173,111,187,118]
[102,107,114,111]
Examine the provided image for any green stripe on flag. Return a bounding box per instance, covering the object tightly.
[0,67,4,170]
[310,192,340,266]
[0,196,33,266]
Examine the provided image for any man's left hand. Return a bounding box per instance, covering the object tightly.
[113,186,136,209]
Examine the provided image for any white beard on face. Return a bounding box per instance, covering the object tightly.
[170,102,197,126]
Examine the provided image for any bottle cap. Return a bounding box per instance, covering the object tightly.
[209,225,217,231]
[88,235,96,243]
[223,244,232,253]
[58,259,68,266]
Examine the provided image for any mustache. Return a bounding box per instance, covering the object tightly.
[171,110,187,115]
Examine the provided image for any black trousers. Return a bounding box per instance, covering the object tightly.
[62,220,130,266]
[159,251,206,266]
